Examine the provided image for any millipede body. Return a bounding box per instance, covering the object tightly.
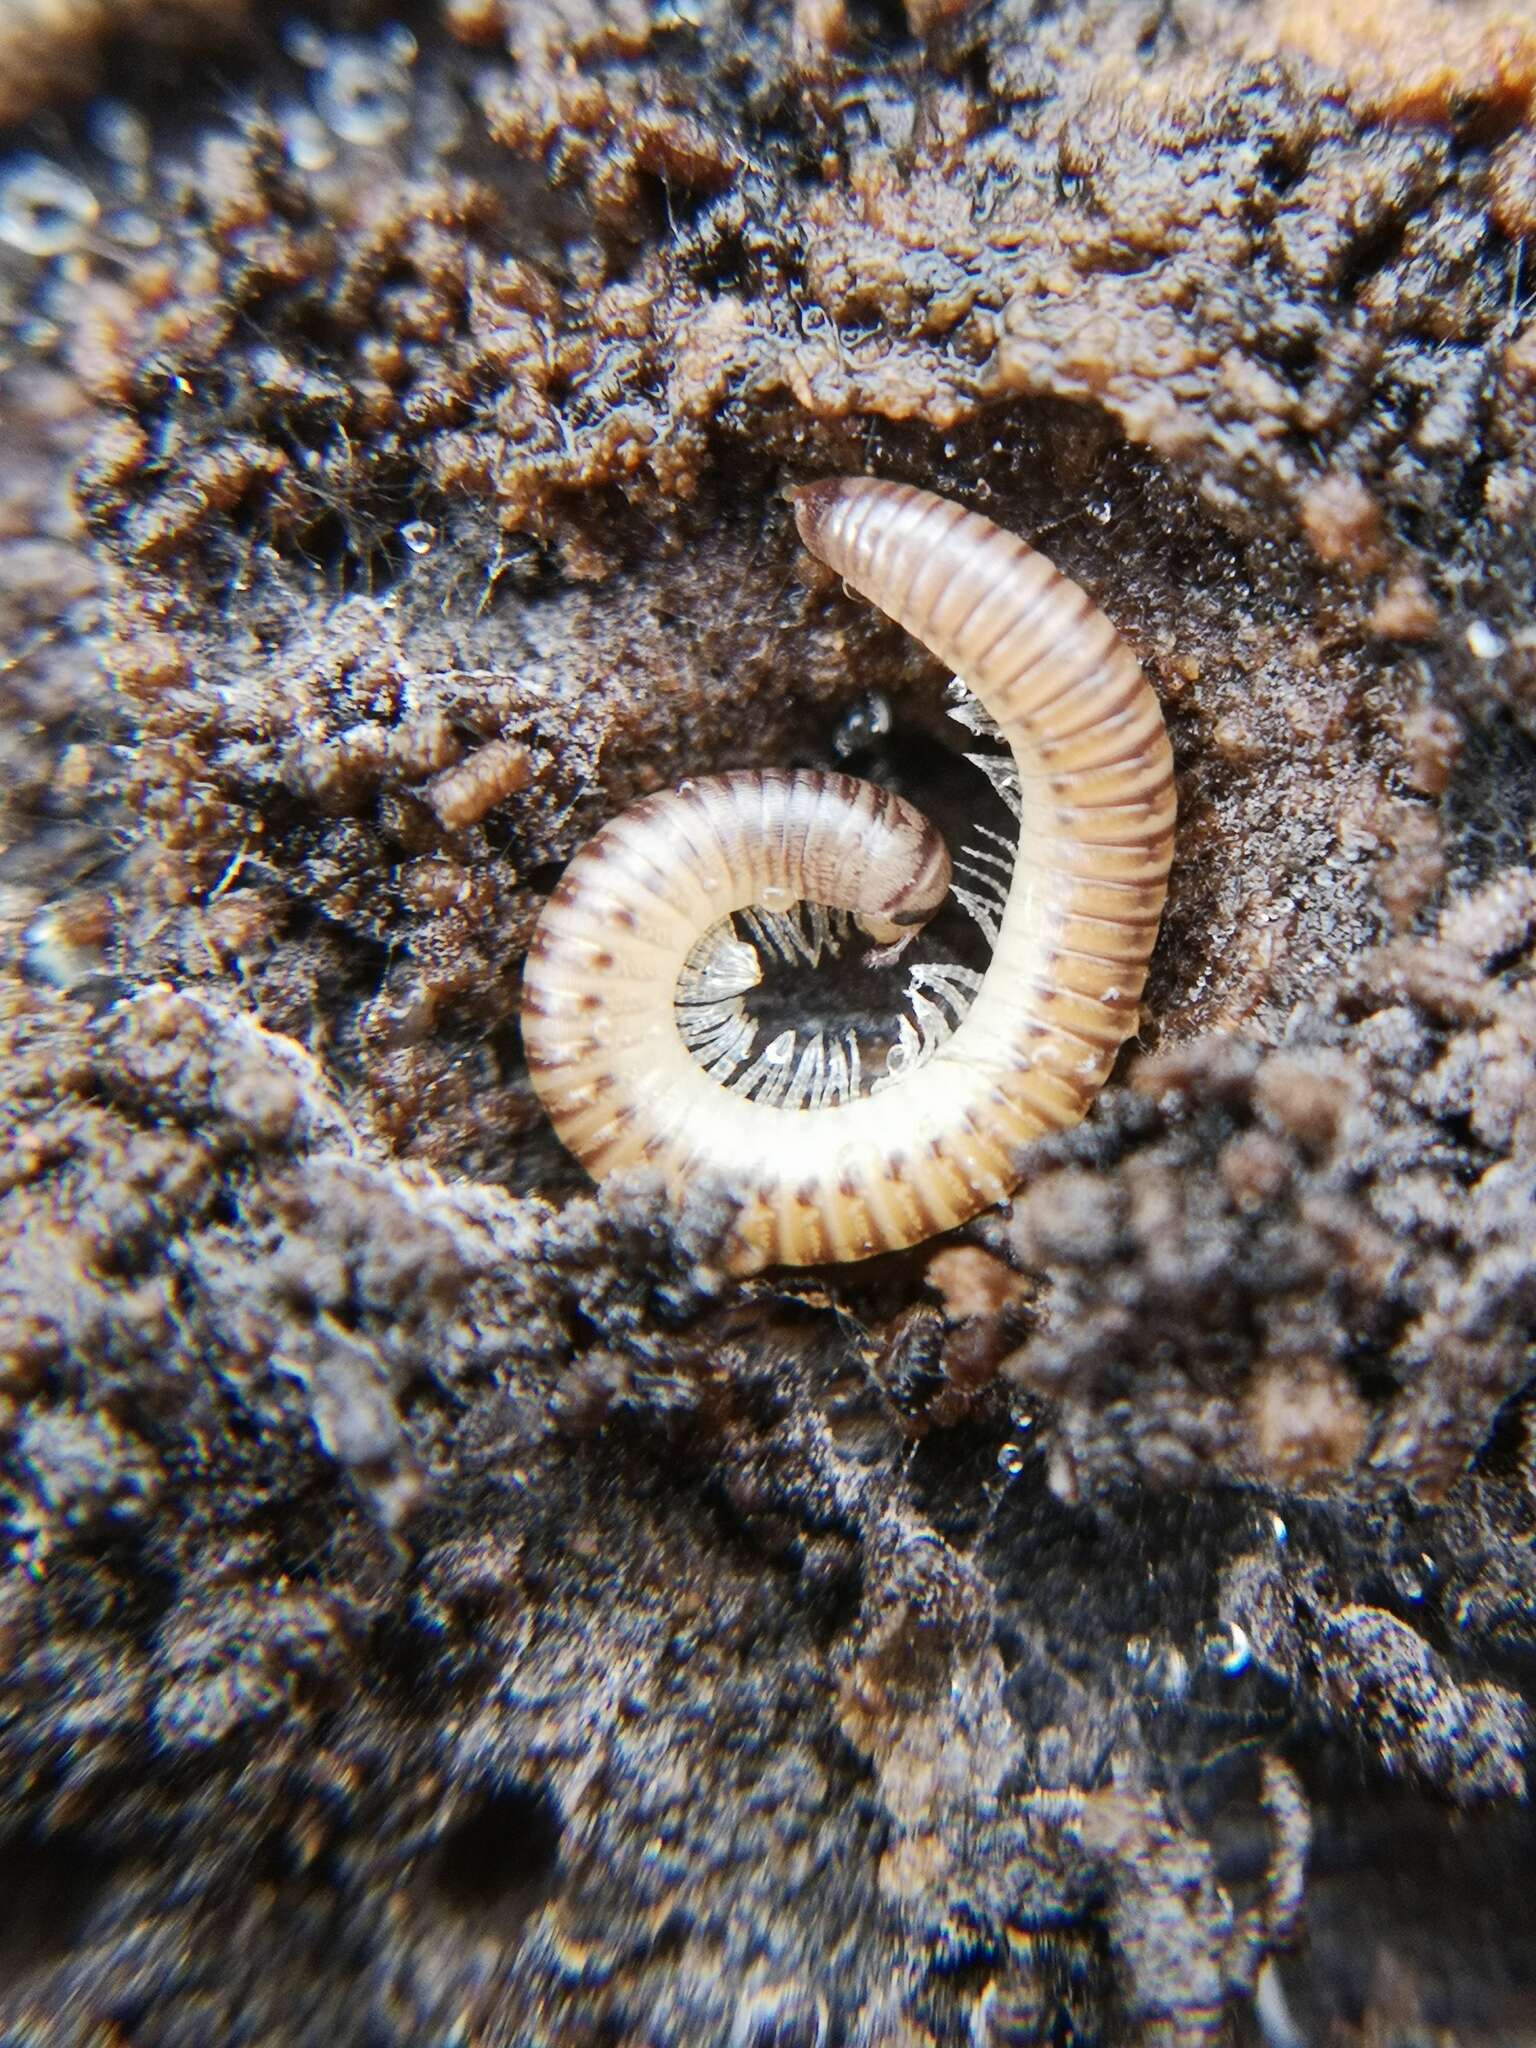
[521,477,1176,1274]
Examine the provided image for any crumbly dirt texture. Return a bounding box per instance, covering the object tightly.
[3,1,1536,2042]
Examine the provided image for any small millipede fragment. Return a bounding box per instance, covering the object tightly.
[521,477,1176,1274]
[426,736,532,830]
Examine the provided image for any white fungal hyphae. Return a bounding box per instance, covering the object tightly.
[522,477,1176,1273]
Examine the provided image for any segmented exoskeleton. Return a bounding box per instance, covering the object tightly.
[521,477,1176,1273]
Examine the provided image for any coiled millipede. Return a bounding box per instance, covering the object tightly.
[521,477,1175,1274]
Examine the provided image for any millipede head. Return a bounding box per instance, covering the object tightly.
[788,475,853,556]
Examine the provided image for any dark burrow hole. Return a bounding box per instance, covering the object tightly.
[737,891,988,1056]
[1276,1775,1536,2035]
[716,723,1011,1069]
[431,1781,564,1927]
[734,1994,845,2048]
[0,1829,125,1984]
[845,0,915,49]
[1444,708,1536,891]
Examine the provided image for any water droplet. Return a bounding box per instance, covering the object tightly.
[282,106,336,172]
[0,156,100,256]
[400,518,436,556]
[23,905,105,990]
[1268,1512,1288,1547]
[90,102,151,169]
[997,1442,1026,1475]
[314,42,413,146]
[283,21,330,66]
[1201,1622,1252,1675]
[1466,619,1504,661]
[760,882,795,913]
[104,208,160,249]
[833,691,892,759]
[1087,496,1113,525]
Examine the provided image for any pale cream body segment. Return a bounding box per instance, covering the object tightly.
[521,477,1176,1273]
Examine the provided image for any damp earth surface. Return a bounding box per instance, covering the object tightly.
[3,1,1536,2042]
